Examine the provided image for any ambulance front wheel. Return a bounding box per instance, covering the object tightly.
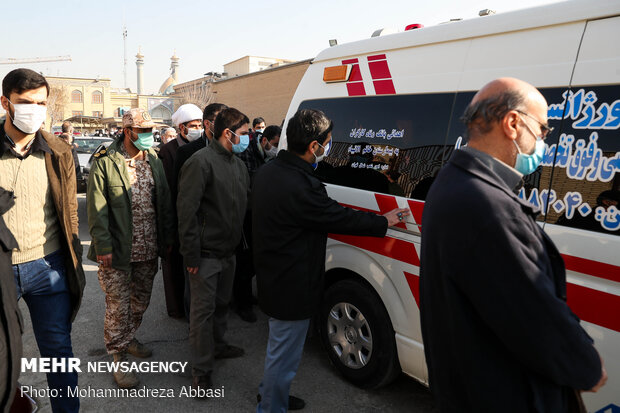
[320,279,401,389]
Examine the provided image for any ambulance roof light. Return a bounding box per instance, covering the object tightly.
[405,24,424,31]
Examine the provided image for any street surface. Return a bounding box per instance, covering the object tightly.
[17,194,437,412]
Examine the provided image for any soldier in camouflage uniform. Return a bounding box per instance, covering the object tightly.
[87,108,174,388]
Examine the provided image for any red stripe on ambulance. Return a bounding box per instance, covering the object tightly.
[367,54,396,95]
[341,58,366,96]
[333,194,620,332]
[562,254,620,284]
[329,233,420,267]
[567,283,620,333]
[403,271,420,306]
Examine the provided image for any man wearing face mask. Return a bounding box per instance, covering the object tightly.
[250,117,266,141]
[168,103,228,319]
[160,104,203,192]
[237,125,281,180]
[0,68,85,413]
[159,104,203,318]
[173,103,228,197]
[252,109,408,412]
[232,125,281,323]
[419,78,607,412]
[87,108,174,388]
[177,108,251,397]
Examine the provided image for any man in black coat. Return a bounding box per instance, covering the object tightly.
[420,77,607,412]
[252,109,409,412]
[172,103,227,318]
[0,187,21,413]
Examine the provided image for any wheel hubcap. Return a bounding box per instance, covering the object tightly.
[327,302,373,369]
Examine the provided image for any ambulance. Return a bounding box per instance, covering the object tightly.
[278,0,620,410]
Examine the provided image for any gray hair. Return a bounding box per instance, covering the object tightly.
[163,127,176,136]
[461,90,526,137]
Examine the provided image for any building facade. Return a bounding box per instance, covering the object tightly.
[223,56,298,78]
[45,76,175,133]
[173,59,311,127]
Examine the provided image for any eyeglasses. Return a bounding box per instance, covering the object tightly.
[516,110,554,139]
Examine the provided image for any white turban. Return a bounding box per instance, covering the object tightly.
[172,104,203,127]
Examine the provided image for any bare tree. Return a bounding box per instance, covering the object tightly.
[176,80,214,109]
[47,85,69,130]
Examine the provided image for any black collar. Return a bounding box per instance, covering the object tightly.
[0,121,52,159]
[449,148,537,215]
[211,137,233,158]
[277,149,315,174]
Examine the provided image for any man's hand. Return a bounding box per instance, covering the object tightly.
[383,208,411,227]
[587,354,608,392]
[186,267,199,275]
[96,254,112,268]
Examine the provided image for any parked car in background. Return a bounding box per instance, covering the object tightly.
[81,140,114,191]
[74,137,113,192]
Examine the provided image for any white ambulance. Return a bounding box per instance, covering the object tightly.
[279,0,620,410]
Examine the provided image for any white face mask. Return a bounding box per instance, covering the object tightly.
[313,141,331,163]
[8,100,47,134]
[265,145,278,158]
[186,128,203,141]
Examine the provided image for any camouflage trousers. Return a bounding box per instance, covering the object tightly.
[97,259,158,354]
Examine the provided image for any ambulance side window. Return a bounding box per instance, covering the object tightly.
[543,85,620,236]
[298,94,455,199]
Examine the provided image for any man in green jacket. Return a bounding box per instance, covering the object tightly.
[87,108,174,388]
[177,107,251,396]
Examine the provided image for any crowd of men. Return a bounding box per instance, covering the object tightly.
[0,67,607,413]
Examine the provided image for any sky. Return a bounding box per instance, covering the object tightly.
[1,0,562,95]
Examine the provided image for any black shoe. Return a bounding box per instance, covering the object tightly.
[236,307,257,323]
[214,344,245,359]
[257,394,305,410]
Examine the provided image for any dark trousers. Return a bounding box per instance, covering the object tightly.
[162,246,185,317]
[233,212,255,310]
[13,251,78,413]
[189,256,235,377]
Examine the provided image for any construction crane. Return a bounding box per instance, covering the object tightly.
[0,55,72,65]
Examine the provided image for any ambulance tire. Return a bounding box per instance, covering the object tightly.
[320,279,401,389]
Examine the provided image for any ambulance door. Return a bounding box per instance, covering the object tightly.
[542,15,620,412]
[446,18,589,230]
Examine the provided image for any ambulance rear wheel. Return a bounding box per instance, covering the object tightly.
[320,279,400,389]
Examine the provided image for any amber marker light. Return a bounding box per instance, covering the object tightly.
[323,65,352,83]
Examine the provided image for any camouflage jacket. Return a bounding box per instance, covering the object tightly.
[86,139,174,272]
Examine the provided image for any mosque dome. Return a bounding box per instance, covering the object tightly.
[158,51,180,95]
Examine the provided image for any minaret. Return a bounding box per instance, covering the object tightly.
[136,48,144,95]
[170,51,180,83]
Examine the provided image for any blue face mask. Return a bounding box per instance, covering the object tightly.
[228,130,250,153]
[131,131,154,151]
[514,136,545,175]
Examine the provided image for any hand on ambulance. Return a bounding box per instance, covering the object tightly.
[383,208,411,227]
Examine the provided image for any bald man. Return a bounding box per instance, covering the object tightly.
[419,78,606,412]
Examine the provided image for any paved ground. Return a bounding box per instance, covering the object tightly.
[17,194,437,412]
